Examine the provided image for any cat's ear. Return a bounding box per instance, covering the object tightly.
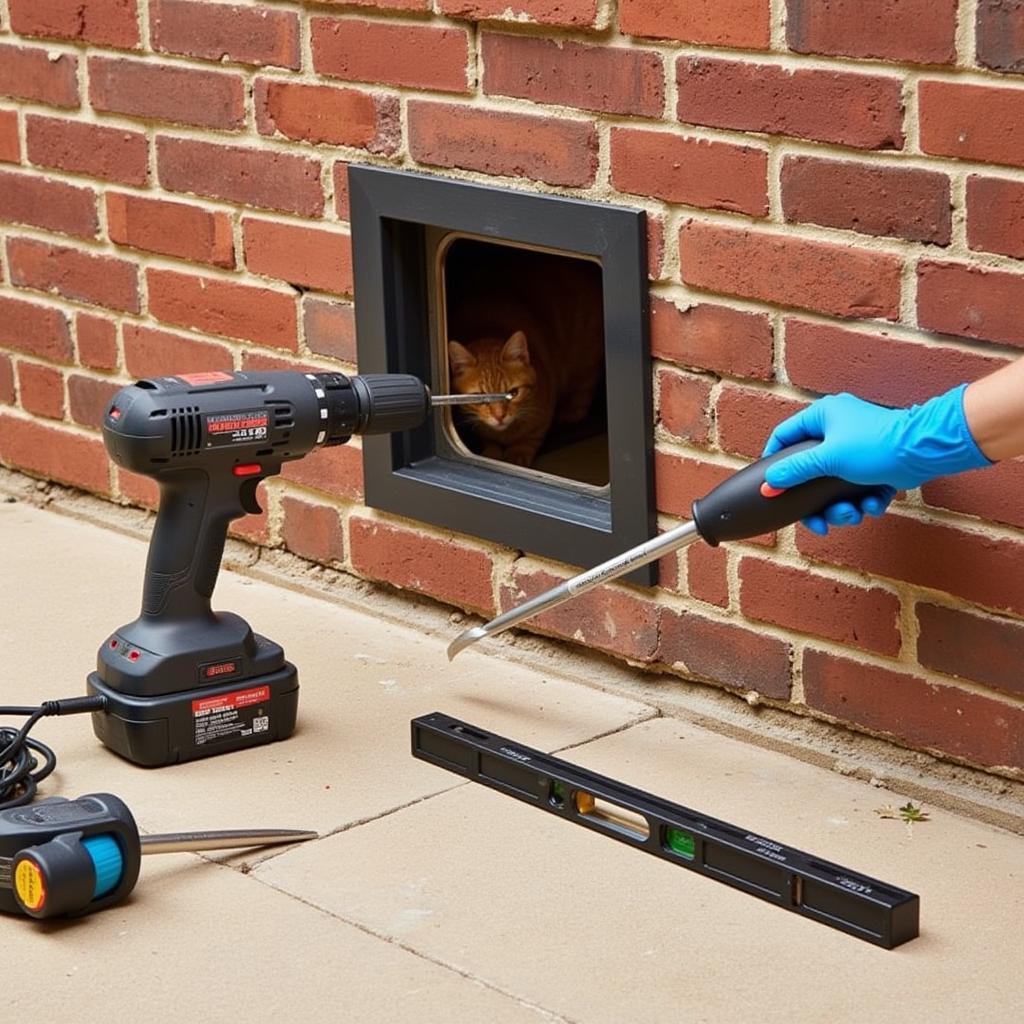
[448,340,476,374]
[502,331,530,366]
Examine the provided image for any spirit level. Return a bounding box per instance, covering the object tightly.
[411,713,920,949]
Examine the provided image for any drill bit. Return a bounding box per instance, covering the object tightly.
[430,392,513,407]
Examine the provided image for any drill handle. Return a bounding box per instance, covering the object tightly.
[142,469,263,622]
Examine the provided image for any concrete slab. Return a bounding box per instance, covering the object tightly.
[3,854,551,1023]
[0,500,651,840]
[256,716,1023,1024]
[2,496,1022,1023]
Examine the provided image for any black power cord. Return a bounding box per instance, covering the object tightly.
[0,696,107,810]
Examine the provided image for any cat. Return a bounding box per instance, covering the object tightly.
[445,244,605,468]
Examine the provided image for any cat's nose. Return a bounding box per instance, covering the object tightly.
[491,405,507,423]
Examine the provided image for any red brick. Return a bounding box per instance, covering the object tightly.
[243,219,353,296]
[784,319,1008,406]
[658,609,791,699]
[334,162,351,221]
[152,0,300,69]
[408,101,597,188]
[917,602,1024,699]
[67,373,119,429]
[716,385,807,460]
[240,351,309,374]
[621,0,769,50]
[922,458,1024,532]
[255,79,398,154]
[0,169,98,239]
[117,468,159,509]
[781,156,951,245]
[611,128,767,216]
[123,324,233,379]
[107,193,234,268]
[280,443,364,502]
[312,17,469,94]
[157,137,323,218]
[787,0,956,64]
[499,565,659,662]
[17,362,64,420]
[803,649,1024,770]
[918,260,1024,348]
[304,298,357,364]
[0,296,73,363]
[8,237,140,313]
[0,412,109,492]
[657,368,712,444]
[483,34,663,118]
[0,44,79,109]
[920,80,1024,168]
[797,511,1024,616]
[0,356,13,406]
[646,214,665,281]
[686,543,729,608]
[281,495,345,565]
[977,0,1024,74]
[147,269,297,350]
[27,114,148,187]
[10,0,139,49]
[0,110,19,163]
[349,515,494,613]
[678,58,904,150]
[967,176,1024,258]
[650,297,773,381]
[335,0,428,8]
[655,450,731,520]
[739,557,900,656]
[438,0,597,28]
[655,450,776,547]
[76,313,118,372]
[679,221,902,321]
[89,56,245,130]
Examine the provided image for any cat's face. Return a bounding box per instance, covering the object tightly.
[448,331,538,433]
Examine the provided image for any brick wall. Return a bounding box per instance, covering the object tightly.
[1,0,1022,776]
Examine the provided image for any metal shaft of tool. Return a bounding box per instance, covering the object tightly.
[140,828,318,855]
[447,520,702,660]
[430,392,512,407]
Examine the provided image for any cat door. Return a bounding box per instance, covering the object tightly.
[349,166,655,585]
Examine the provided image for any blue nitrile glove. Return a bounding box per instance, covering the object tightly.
[762,385,992,535]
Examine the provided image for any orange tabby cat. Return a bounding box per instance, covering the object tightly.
[446,245,604,467]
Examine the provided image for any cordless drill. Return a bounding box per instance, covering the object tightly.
[87,369,436,767]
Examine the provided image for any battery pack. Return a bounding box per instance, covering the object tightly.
[88,663,298,768]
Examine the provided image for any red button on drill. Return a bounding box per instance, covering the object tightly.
[233,464,262,477]
[760,482,786,499]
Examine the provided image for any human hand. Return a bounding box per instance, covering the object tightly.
[762,386,990,535]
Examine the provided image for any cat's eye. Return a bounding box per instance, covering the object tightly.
[507,387,521,398]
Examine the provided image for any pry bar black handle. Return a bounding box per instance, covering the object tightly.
[692,440,883,545]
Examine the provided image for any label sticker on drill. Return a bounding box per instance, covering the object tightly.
[14,859,46,911]
[192,685,271,746]
[177,371,235,386]
[205,409,269,448]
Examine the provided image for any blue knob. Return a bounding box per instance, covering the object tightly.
[82,835,124,899]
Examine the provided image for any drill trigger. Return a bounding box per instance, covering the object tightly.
[239,478,263,515]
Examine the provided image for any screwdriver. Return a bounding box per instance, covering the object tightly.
[448,440,879,659]
[0,793,316,919]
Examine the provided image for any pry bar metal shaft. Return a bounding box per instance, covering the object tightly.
[448,439,880,659]
[430,392,512,407]
[411,712,920,949]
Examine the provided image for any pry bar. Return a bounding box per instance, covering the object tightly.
[411,712,920,950]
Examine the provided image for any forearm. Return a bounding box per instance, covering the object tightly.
[963,355,1024,461]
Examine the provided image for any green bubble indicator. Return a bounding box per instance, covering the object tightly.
[666,827,696,861]
[550,780,567,808]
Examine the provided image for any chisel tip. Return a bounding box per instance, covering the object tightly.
[447,626,489,661]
